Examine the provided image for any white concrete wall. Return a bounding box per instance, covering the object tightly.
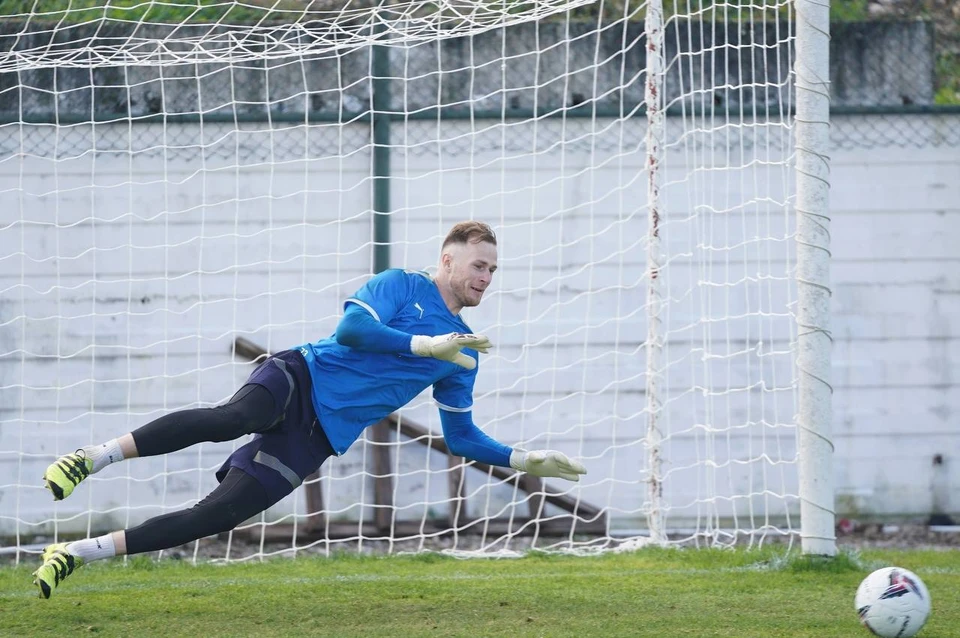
[0,114,957,541]
[827,116,959,524]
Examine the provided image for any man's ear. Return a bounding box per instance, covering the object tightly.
[440,249,454,272]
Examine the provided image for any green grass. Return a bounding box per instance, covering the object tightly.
[1,547,958,637]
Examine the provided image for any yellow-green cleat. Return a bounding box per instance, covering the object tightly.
[42,450,92,501]
[33,543,84,599]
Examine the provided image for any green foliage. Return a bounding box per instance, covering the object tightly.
[830,0,870,22]
[935,52,960,104]
[0,0,862,24]
[0,0,310,24]
[1,1,956,105]
[1,547,958,637]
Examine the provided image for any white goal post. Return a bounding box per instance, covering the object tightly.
[0,0,833,561]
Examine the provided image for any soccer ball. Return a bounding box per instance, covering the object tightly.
[855,566,931,637]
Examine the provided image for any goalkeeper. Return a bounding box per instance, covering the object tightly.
[34,221,587,599]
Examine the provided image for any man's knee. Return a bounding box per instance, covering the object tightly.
[191,498,254,534]
[193,469,270,534]
[219,385,280,436]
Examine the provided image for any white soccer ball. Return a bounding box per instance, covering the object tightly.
[855,566,931,637]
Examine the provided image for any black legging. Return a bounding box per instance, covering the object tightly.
[124,468,268,554]
[131,383,279,457]
[123,384,279,555]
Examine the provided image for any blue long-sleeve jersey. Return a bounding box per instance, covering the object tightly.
[296,269,512,467]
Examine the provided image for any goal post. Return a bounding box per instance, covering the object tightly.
[643,0,666,546]
[0,0,834,560]
[794,0,836,557]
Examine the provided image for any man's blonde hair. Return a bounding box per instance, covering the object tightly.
[441,221,497,250]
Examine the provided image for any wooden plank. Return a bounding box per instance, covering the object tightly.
[448,454,469,528]
[370,419,395,533]
[390,416,605,521]
[302,470,325,533]
[523,473,546,520]
[249,522,382,542]
[232,338,608,528]
[234,336,271,363]
[249,516,608,542]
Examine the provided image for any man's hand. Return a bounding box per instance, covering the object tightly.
[509,449,587,482]
[410,332,492,370]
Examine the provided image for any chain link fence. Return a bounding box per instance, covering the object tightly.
[1,17,957,161]
[0,120,371,163]
[2,111,957,164]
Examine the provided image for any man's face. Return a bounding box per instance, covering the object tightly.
[444,240,498,309]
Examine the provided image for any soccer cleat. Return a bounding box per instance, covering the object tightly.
[43,450,92,501]
[33,543,84,599]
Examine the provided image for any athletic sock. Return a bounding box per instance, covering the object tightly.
[82,439,125,474]
[65,534,117,563]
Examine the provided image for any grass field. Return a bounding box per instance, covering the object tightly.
[1,546,958,637]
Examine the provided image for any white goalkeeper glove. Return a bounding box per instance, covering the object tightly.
[509,449,587,482]
[410,332,492,370]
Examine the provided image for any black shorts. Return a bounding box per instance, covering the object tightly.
[216,349,334,507]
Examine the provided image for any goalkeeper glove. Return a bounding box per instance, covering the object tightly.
[509,449,587,482]
[410,332,492,370]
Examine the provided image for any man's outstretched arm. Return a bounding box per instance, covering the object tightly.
[336,304,491,370]
[439,409,586,482]
[335,303,412,352]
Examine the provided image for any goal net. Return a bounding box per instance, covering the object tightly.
[0,0,833,561]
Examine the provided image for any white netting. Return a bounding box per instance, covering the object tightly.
[0,1,597,70]
[0,0,807,562]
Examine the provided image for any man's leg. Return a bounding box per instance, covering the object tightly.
[35,350,326,599]
[43,383,279,501]
[124,467,270,553]
[34,468,270,599]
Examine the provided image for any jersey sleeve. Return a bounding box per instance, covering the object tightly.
[335,304,416,353]
[439,409,512,467]
[432,364,478,413]
[344,269,410,324]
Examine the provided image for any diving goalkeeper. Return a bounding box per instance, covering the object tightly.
[34,221,587,599]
